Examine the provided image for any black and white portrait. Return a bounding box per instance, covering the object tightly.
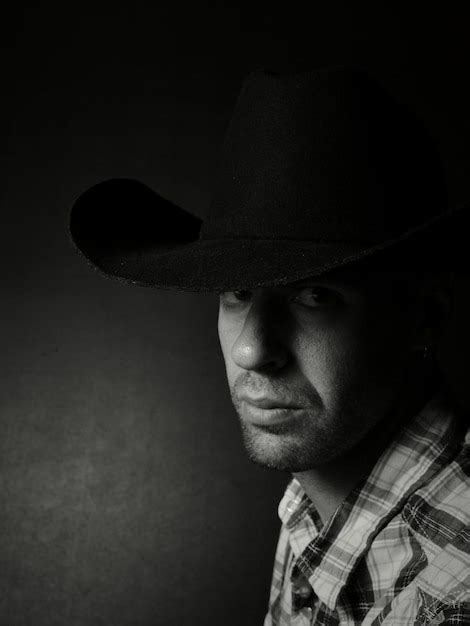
[2,4,470,625]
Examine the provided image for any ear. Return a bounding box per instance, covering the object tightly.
[411,273,454,351]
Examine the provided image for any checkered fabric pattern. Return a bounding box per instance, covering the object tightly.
[263,390,470,625]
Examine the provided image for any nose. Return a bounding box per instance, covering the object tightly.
[230,300,289,372]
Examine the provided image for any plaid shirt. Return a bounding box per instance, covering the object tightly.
[264,390,470,625]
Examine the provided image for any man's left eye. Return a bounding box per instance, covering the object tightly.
[219,290,254,306]
[292,287,340,308]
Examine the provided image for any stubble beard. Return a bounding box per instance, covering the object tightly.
[236,406,343,472]
[231,384,379,473]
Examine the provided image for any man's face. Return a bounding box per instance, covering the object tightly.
[218,269,421,472]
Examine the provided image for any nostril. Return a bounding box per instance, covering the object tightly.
[231,332,288,372]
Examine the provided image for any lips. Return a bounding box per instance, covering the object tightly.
[240,395,302,410]
[239,395,304,427]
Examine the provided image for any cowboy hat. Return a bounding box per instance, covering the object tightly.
[69,67,468,291]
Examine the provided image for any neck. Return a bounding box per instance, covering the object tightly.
[293,365,442,525]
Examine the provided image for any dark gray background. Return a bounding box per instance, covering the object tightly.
[1,3,470,625]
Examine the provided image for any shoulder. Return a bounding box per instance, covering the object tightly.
[400,439,470,616]
[403,436,470,552]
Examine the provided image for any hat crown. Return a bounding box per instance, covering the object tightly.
[201,68,447,243]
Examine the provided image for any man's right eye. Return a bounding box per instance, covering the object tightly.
[219,290,254,306]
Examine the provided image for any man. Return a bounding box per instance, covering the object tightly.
[70,68,470,624]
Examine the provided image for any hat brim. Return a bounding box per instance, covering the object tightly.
[70,178,469,292]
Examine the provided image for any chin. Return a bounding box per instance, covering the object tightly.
[240,423,334,472]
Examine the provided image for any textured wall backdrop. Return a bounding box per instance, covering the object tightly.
[1,3,470,625]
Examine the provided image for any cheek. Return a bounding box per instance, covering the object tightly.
[295,327,361,396]
[294,315,396,403]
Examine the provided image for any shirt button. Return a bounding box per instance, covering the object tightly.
[301,607,313,621]
[286,500,297,513]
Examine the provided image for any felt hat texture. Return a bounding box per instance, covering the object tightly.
[70,67,468,291]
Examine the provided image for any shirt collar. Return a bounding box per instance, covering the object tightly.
[278,389,465,611]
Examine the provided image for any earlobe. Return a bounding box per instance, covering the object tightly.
[429,283,454,329]
[411,280,453,352]
[438,284,454,322]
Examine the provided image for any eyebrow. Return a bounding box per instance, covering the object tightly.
[289,272,365,290]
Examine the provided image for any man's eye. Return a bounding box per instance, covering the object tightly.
[219,290,254,306]
[292,287,340,308]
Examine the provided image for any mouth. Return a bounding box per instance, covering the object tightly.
[240,397,305,427]
[240,395,302,410]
